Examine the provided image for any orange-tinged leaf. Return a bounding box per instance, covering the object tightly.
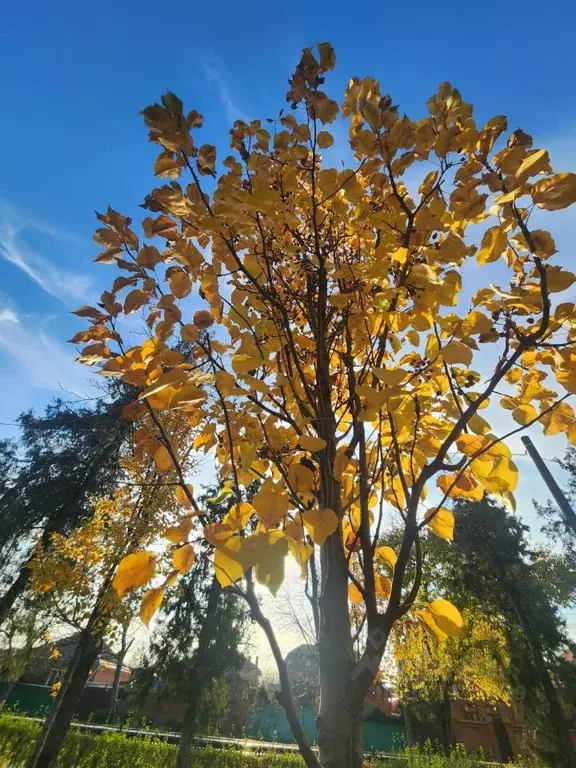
[124,290,149,314]
[153,445,172,472]
[173,543,195,574]
[174,484,194,509]
[375,574,392,599]
[140,587,165,628]
[163,516,193,544]
[193,309,214,329]
[348,583,363,606]
[288,463,315,492]
[302,507,338,545]
[114,552,156,597]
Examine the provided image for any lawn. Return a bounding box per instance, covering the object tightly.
[0,713,543,768]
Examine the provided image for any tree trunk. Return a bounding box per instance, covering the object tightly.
[0,565,30,628]
[176,686,200,768]
[27,629,102,768]
[317,530,363,768]
[108,621,130,723]
[403,702,415,747]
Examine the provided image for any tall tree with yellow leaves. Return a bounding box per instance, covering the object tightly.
[73,44,576,768]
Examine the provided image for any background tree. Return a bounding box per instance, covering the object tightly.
[75,42,576,768]
[0,391,133,627]
[444,498,576,765]
[26,406,199,768]
[148,489,248,768]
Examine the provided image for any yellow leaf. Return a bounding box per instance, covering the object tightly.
[215,370,237,397]
[153,445,172,472]
[442,341,473,366]
[468,413,491,435]
[114,551,156,597]
[557,370,576,394]
[371,368,407,387]
[173,543,195,574]
[532,172,576,210]
[288,463,315,491]
[238,444,257,473]
[462,311,493,336]
[252,483,290,528]
[541,402,575,436]
[231,354,263,376]
[288,539,314,575]
[375,546,397,569]
[428,599,463,637]
[163,516,193,543]
[224,502,255,531]
[253,531,289,596]
[140,587,165,628]
[529,230,556,258]
[302,507,338,545]
[426,507,454,542]
[174,485,193,509]
[512,403,537,425]
[207,486,235,504]
[514,149,550,183]
[417,610,448,642]
[477,227,507,266]
[298,434,327,452]
[214,537,246,587]
[546,269,576,293]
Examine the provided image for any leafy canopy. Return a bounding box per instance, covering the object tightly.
[73,43,576,631]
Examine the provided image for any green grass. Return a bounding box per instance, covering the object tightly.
[0,713,545,768]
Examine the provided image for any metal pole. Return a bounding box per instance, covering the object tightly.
[520,435,576,537]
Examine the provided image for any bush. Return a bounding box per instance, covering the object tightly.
[0,713,546,768]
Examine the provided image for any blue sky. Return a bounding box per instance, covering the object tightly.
[0,0,575,553]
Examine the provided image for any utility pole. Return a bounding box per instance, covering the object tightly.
[521,435,576,537]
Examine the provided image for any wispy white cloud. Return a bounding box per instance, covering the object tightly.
[202,52,249,124]
[0,201,93,306]
[0,307,96,397]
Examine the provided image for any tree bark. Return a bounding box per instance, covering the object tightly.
[0,564,31,628]
[108,621,130,723]
[27,630,103,768]
[316,529,363,768]
[176,685,201,768]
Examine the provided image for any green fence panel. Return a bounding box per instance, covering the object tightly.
[247,706,405,751]
[0,682,52,717]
